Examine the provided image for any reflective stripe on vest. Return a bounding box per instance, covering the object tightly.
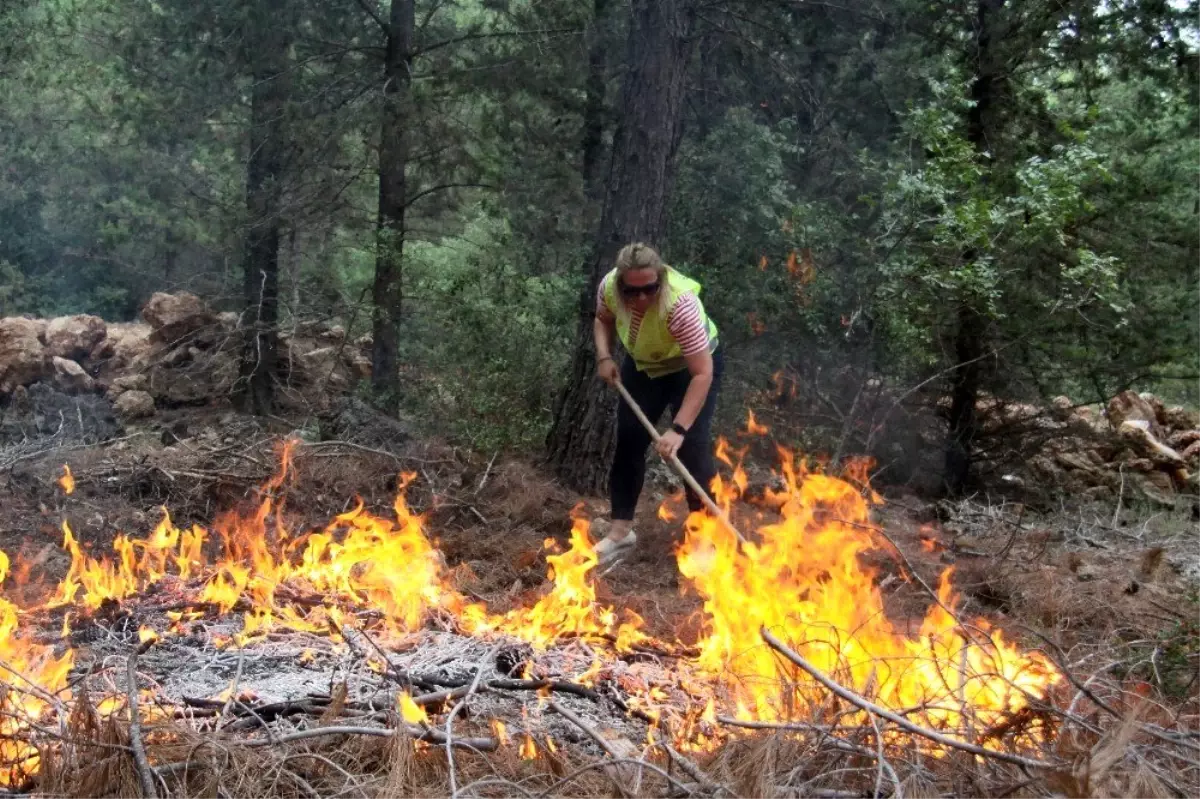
[602,265,719,377]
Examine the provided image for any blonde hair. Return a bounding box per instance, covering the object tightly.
[613,242,670,315]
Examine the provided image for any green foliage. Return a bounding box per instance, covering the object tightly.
[401,211,577,451]
[862,74,1153,394]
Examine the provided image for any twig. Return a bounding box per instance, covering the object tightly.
[215,647,246,731]
[446,644,499,798]
[547,699,621,758]
[126,653,159,799]
[475,451,499,494]
[657,741,726,796]
[761,627,1055,770]
[238,724,497,750]
[301,439,405,463]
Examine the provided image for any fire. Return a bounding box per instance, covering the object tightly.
[462,517,646,653]
[675,445,1058,743]
[398,691,429,724]
[0,434,1061,784]
[743,409,769,436]
[57,464,74,495]
[0,551,74,787]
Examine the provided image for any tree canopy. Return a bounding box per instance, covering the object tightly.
[1,0,1196,492]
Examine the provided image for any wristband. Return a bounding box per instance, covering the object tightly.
[671,422,688,436]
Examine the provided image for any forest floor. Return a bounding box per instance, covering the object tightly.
[1,404,1197,797]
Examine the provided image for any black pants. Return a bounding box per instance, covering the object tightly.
[610,348,724,521]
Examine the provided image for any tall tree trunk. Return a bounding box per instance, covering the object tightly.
[370,0,414,415]
[580,0,611,205]
[237,2,291,416]
[545,0,697,494]
[944,0,1004,495]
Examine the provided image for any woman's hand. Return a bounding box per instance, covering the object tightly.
[656,429,684,459]
[596,357,619,385]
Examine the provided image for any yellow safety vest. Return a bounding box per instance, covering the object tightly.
[602,265,719,377]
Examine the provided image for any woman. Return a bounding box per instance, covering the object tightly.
[592,242,722,569]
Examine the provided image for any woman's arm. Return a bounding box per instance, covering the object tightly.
[594,316,619,384]
[672,350,714,431]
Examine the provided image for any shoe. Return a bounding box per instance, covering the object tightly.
[594,531,637,573]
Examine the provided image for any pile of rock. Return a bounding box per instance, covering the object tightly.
[1027,390,1199,506]
[0,293,370,430]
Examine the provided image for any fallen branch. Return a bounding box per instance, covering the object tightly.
[446,644,499,798]
[761,627,1055,770]
[547,699,621,758]
[126,653,159,798]
[238,724,497,751]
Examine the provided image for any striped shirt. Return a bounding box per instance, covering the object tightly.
[596,274,711,356]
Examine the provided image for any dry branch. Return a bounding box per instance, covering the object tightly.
[126,652,159,798]
[761,627,1055,770]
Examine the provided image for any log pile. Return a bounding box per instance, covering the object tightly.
[0,294,371,429]
[1020,391,1199,505]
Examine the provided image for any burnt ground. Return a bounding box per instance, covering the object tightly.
[2,406,1195,684]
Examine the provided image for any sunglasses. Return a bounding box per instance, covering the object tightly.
[619,281,661,299]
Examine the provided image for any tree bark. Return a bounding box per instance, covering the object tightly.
[580,0,612,205]
[943,0,1004,495]
[370,0,414,415]
[237,1,291,416]
[545,0,696,494]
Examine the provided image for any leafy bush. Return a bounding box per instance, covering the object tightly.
[402,210,578,451]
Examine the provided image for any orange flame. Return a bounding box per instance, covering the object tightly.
[744,410,769,436]
[0,550,74,786]
[57,465,74,495]
[676,444,1058,743]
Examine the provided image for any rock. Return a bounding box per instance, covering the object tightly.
[141,292,216,344]
[1117,457,1157,473]
[50,356,95,395]
[1123,470,1178,507]
[297,346,348,388]
[1082,485,1113,501]
[147,350,238,405]
[317,396,410,455]
[347,351,371,379]
[1163,406,1200,432]
[1050,395,1074,420]
[114,390,155,420]
[96,322,153,370]
[216,311,240,330]
[160,420,190,445]
[1118,420,1185,469]
[0,383,119,444]
[1107,390,1162,437]
[1183,440,1200,467]
[108,373,148,396]
[0,317,49,393]
[1054,451,1103,473]
[161,344,194,368]
[319,324,346,343]
[44,315,107,361]
[1167,429,1200,451]
[1139,392,1167,427]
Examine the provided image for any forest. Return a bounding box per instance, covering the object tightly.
[0,0,1197,797]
